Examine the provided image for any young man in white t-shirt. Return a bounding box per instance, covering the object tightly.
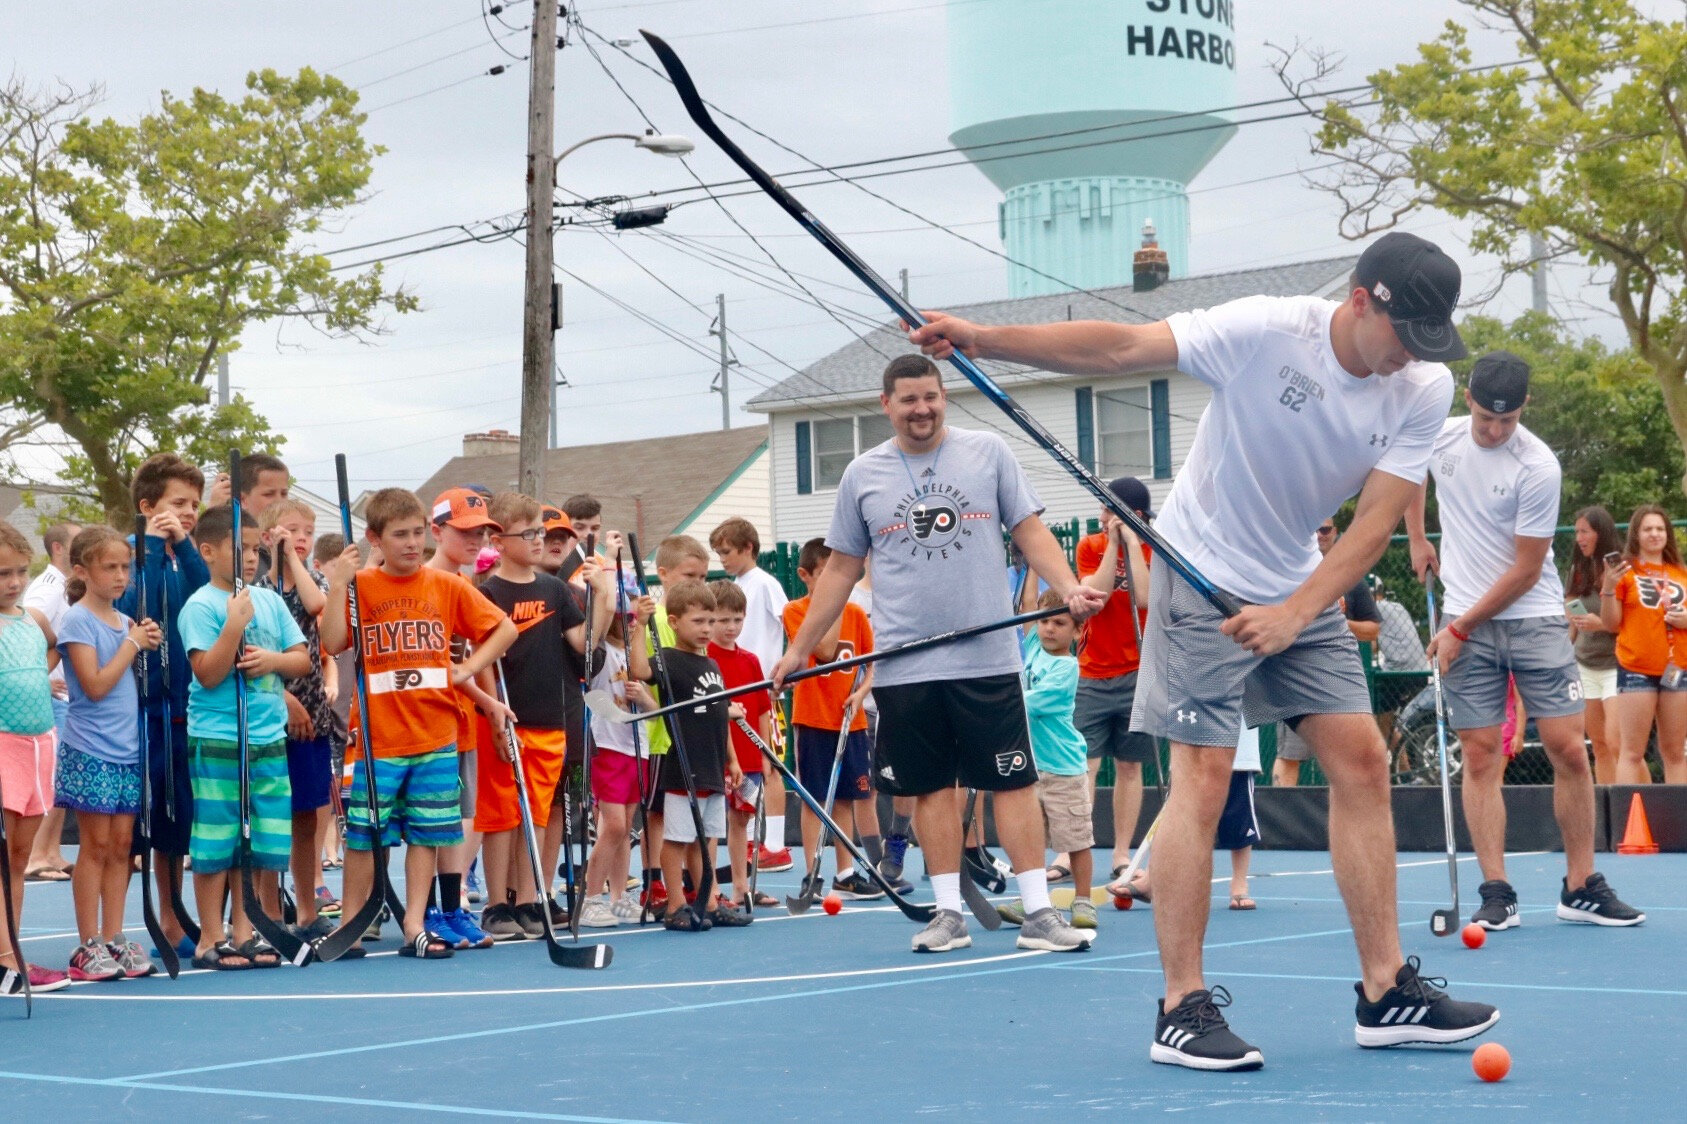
[709,516,794,873]
[911,232,1498,1070]
[1407,351,1641,931]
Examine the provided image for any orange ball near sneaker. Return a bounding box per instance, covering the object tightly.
[1473,1042,1511,1082]
[822,894,842,916]
[1462,923,1486,949]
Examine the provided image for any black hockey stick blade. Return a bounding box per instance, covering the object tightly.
[242,863,314,966]
[959,867,1003,932]
[312,846,389,962]
[1431,909,1459,937]
[738,718,934,924]
[138,851,178,979]
[640,29,1239,619]
[959,791,1004,930]
[165,866,201,947]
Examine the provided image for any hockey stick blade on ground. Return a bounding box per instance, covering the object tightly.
[735,718,934,924]
[958,791,1003,931]
[641,29,1238,619]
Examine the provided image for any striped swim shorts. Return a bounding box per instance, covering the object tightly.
[344,744,463,851]
[190,738,292,874]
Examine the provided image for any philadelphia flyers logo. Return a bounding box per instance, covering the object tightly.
[909,500,960,547]
[394,669,424,689]
[1636,577,1687,610]
[995,750,1028,777]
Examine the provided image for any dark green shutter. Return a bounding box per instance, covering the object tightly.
[1075,387,1094,471]
[795,421,812,494]
[1151,379,1171,479]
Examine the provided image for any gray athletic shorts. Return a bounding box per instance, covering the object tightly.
[1074,673,1157,763]
[1131,556,1373,746]
[1275,722,1313,762]
[1442,615,1583,730]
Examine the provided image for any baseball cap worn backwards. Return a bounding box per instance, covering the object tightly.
[1107,476,1153,519]
[1355,232,1469,363]
[1468,350,1530,414]
[432,487,501,532]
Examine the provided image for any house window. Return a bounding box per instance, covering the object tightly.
[813,418,856,489]
[1095,386,1152,478]
[858,413,894,451]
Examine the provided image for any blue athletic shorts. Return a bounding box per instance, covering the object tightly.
[286,735,333,813]
[795,724,873,803]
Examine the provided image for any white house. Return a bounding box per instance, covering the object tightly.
[745,256,1359,545]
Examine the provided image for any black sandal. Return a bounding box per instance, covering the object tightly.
[191,941,253,971]
[236,937,282,968]
[397,930,455,959]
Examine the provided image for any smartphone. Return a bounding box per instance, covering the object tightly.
[1604,551,1624,568]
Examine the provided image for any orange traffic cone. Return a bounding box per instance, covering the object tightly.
[1617,792,1660,855]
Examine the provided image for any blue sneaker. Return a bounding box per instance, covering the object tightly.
[151,935,196,960]
[465,859,484,905]
[880,833,910,884]
[443,906,494,949]
[424,906,471,950]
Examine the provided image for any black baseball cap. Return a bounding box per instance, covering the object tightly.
[1468,350,1530,414]
[1107,476,1152,519]
[1354,232,1468,362]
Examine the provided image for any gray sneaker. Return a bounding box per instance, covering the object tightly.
[106,935,158,978]
[610,895,645,924]
[1017,906,1093,952]
[1071,898,1099,931]
[912,908,972,954]
[996,898,1027,926]
[479,903,527,942]
[577,895,618,929]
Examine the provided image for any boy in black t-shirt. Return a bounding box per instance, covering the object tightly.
[656,579,747,930]
[476,493,610,939]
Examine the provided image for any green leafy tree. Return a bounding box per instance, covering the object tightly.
[0,70,415,523]
[1274,1,1687,493]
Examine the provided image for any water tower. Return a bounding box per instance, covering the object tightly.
[947,0,1240,296]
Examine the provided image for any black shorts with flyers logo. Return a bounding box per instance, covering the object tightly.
[872,674,1037,796]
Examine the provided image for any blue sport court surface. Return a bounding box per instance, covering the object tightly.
[2,847,1678,1118]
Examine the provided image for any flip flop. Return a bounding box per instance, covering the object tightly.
[397,931,455,959]
[1044,863,1072,884]
[191,941,253,971]
[24,865,70,883]
[1229,894,1256,911]
[236,937,282,968]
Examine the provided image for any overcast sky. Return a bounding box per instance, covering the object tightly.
[6,1,1617,496]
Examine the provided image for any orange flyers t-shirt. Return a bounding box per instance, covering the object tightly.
[1074,532,1152,680]
[345,566,508,758]
[783,597,871,733]
[1613,562,1687,676]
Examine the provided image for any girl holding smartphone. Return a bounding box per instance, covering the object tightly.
[1600,504,1687,783]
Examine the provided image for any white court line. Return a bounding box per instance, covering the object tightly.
[53,949,1048,1002]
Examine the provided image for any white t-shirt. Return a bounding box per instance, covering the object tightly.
[588,643,642,757]
[22,565,69,686]
[1428,416,1564,619]
[1160,295,1454,603]
[734,565,787,676]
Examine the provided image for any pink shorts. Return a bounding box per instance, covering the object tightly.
[0,730,57,817]
[591,749,649,806]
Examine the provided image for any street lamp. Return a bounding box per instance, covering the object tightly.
[537,128,695,453]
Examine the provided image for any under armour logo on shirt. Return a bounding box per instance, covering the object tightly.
[1369,434,1389,447]
[1176,710,1198,724]
[1493,485,1507,496]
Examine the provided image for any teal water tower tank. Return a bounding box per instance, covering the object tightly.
[948,0,1239,296]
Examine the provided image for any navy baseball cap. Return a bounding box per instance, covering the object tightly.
[1107,476,1152,519]
[1354,232,1468,362]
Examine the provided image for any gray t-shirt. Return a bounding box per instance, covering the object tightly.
[827,426,1042,687]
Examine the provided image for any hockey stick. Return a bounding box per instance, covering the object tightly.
[0,761,28,1014]
[747,771,765,917]
[587,605,1071,727]
[611,553,658,925]
[566,533,599,939]
[155,559,200,947]
[312,455,391,963]
[641,29,1239,620]
[734,717,935,924]
[958,791,1005,931]
[1425,582,1460,937]
[628,533,712,930]
[787,687,860,914]
[494,664,613,969]
[132,519,178,979]
[228,451,312,968]
[1107,805,1164,900]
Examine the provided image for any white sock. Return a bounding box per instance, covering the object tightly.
[932,872,963,915]
[764,815,785,849]
[835,864,855,882]
[1017,867,1052,915]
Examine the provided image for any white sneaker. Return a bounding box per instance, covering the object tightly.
[577,895,618,929]
[912,909,971,953]
[610,895,645,923]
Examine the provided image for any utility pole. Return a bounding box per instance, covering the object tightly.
[709,292,737,431]
[518,0,559,498]
[1529,232,1550,315]
[216,353,229,408]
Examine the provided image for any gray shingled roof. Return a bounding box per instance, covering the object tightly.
[744,255,1359,411]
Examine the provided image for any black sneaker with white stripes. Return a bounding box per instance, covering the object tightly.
[1151,986,1264,1071]
[1354,957,1499,1047]
[1470,879,1519,930]
[1557,872,1644,926]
